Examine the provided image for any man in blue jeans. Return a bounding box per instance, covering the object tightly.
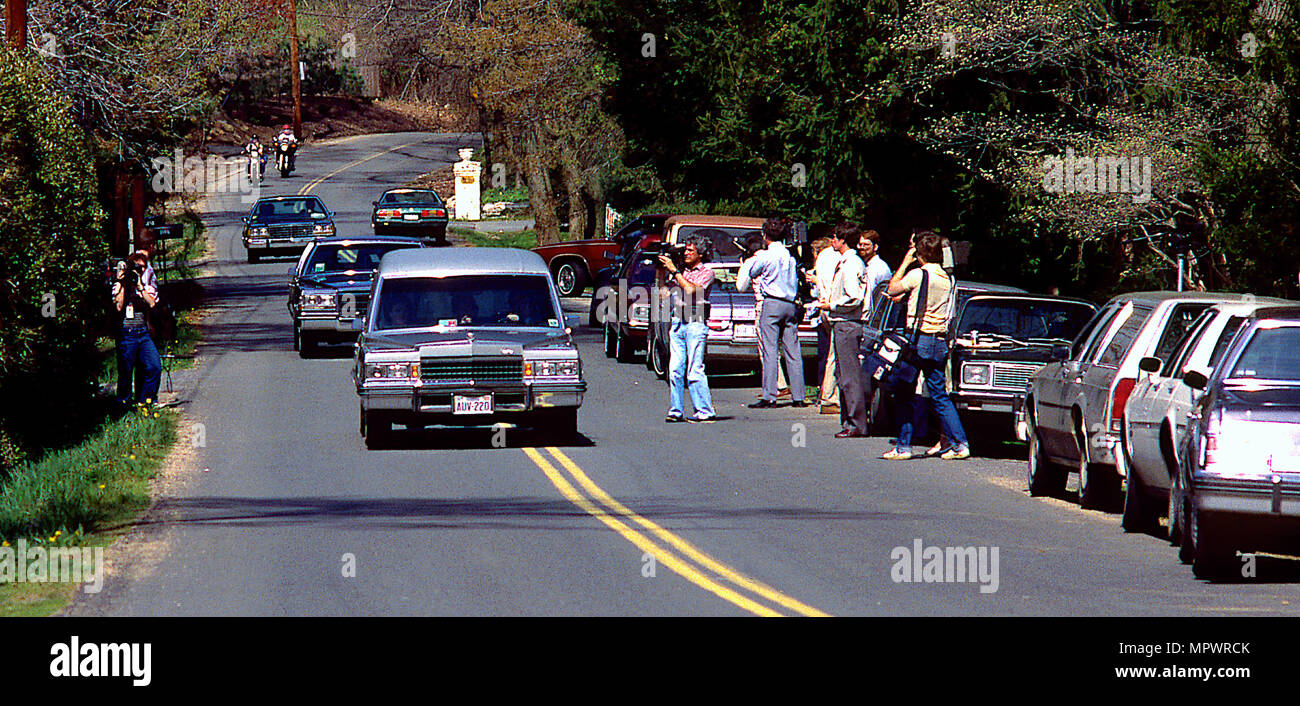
[112,255,162,406]
[659,236,716,423]
[882,232,970,459]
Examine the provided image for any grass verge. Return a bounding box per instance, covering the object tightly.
[0,405,178,616]
[449,225,539,249]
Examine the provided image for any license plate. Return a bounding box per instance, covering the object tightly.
[403,213,419,221]
[453,394,493,415]
[734,324,757,341]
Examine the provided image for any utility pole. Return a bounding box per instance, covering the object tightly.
[288,0,302,139]
[6,0,27,49]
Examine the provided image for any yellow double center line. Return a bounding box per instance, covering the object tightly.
[524,447,829,617]
[297,139,423,196]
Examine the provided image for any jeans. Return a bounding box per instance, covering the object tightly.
[894,335,968,450]
[668,319,714,418]
[117,327,162,404]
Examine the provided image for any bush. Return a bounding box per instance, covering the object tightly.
[0,46,107,473]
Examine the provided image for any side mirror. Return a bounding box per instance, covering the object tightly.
[564,314,581,329]
[372,201,378,206]
[1050,345,1069,361]
[1183,369,1208,390]
[1138,356,1161,373]
[241,216,249,224]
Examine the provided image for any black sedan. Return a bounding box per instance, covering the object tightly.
[242,196,336,263]
[371,188,449,245]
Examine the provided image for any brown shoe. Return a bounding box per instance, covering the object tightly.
[819,404,840,415]
[776,387,791,399]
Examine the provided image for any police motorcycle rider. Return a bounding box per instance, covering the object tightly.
[243,135,266,182]
[274,125,299,174]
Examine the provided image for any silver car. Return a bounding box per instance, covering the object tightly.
[1118,298,1290,535]
[353,248,585,448]
[1175,306,1300,579]
[1021,291,1260,509]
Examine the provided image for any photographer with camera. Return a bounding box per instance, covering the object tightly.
[112,252,162,406]
[659,236,716,423]
[737,216,806,409]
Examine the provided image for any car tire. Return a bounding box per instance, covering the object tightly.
[1077,420,1121,511]
[554,261,588,298]
[866,387,894,437]
[604,322,617,358]
[1189,505,1237,580]
[534,408,578,442]
[363,411,393,450]
[649,327,670,380]
[298,329,317,358]
[292,322,302,352]
[1120,423,1161,533]
[615,326,636,363]
[1027,408,1067,497]
[589,295,602,327]
[1168,466,1184,548]
[247,250,259,264]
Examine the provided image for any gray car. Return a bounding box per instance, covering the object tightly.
[1175,306,1300,579]
[1021,291,1260,510]
[353,248,586,448]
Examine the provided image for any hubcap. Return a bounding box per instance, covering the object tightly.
[557,265,576,294]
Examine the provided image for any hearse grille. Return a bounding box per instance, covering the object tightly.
[420,357,523,384]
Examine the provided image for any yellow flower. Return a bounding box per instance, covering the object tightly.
[1,541,8,547]
[54,530,61,536]
[99,484,106,489]
[128,454,135,460]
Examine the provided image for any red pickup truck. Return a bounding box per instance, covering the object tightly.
[531,215,668,297]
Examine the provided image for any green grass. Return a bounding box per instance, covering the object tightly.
[482,184,531,203]
[0,406,178,616]
[449,225,539,250]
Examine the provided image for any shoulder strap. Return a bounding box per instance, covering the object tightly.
[909,267,929,344]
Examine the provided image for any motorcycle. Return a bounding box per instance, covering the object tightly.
[276,142,295,178]
[246,148,265,183]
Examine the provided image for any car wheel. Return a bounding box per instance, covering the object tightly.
[363,411,393,449]
[615,326,636,363]
[1027,409,1067,496]
[1168,466,1184,547]
[1077,420,1120,510]
[1189,504,1237,580]
[649,329,670,379]
[298,329,317,359]
[554,262,588,297]
[589,295,602,327]
[866,387,893,437]
[604,322,617,358]
[534,408,578,442]
[1120,422,1161,533]
[247,250,259,264]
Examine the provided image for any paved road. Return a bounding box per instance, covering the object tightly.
[69,133,1300,616]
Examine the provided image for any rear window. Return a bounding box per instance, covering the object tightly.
[1097,305,1153,366]
[374,275,558,329]
[1230,327,1300,381]
[1152,303,1212,363]
[380,191,442,206]
[675,225,761,264]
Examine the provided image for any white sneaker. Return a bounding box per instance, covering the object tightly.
[882,448,913,460]
[941,445,971,460]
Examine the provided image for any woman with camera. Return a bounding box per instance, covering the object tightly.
[112,252,163,406]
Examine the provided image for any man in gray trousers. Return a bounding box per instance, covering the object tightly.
[737,217,807,409]
[814,223,868,437]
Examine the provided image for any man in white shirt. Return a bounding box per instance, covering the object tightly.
[737,217,806,408]
[808,237,841,413]
[857,230,892,312]
[813,223,868,436]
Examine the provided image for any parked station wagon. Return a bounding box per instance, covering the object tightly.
[353,248,585,448]
[1175,306,1300,579]
[1020,291,1260,510]
[288,235,424,356]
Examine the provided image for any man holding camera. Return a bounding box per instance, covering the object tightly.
[659,236,717,423]
[112,253,162,406]
[737,216,806,409]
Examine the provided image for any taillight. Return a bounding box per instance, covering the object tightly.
[420,209,445,218]
[1110,377,1136,432]
[1203,432,1220,468]
[376,209,399,218]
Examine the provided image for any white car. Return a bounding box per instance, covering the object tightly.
[1117,298,1291,536]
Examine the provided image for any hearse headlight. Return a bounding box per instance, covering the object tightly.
[302,292,337,310]
[364,361,420,380]
[524,359,580,378]
[313,223,335,235]
[961,362,991,386]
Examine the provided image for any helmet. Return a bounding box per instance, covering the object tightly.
[281,125,292,131]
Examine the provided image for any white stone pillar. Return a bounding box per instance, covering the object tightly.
[453,147,482,221]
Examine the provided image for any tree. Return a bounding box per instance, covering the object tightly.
[0,46,106,472]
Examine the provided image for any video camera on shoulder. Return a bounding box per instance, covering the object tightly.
[643,243,688,272]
